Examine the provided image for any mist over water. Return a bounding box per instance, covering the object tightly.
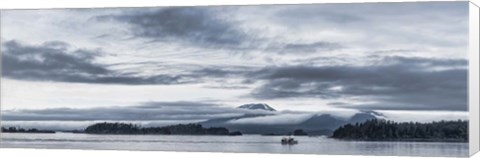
[0,133,468,157]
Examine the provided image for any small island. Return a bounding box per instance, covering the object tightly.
[332,119,468,142]
[84,122,242,136]
[1,127,56,134]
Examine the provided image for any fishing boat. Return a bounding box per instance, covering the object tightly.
[281,136,298,145]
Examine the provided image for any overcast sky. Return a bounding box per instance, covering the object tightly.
[0,2,469,124]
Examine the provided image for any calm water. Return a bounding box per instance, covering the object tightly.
[0,133,468,157]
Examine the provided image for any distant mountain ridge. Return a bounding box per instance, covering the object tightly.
[237,103,276,111]
[201,103,379,136]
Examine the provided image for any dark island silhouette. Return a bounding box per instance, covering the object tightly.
[84,122,243,136]
[332,119,468,142]
[1,127,55,133]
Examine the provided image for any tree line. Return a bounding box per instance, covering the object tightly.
[1,127,55,133]
[332,119,467,142]
[84,122,242,136]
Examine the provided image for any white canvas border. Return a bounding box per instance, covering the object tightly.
[470,1,480,156]
[0,0,479,158]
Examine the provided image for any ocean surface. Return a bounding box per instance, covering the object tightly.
[0,133,468,157]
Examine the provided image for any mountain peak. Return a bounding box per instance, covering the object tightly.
[238,103,276,111]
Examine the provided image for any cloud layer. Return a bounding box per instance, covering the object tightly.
[96,7,251,49]
[248,56,467,111]
[1,40,468,111]
[0,2,469,114]
[2,40,193,85]
[1,101,272,121]
[1,40,249,85]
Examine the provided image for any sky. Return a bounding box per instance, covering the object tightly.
[0,2,470,128]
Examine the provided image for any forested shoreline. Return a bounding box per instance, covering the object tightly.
[2,119,469,143]
[1,127,56,133]
[332,119,468,142]
[84,122,243,136]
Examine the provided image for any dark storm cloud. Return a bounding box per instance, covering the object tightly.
[96,7,345,54]
[2,40,107,74]
[190,66,254,78]
[97,7,249,49]
[1,40,213,85]
[1,101,271,121]
[380,56,467,67]
[249,56,467,111]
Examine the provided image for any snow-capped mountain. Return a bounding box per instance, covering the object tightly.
[237,103,277,111]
